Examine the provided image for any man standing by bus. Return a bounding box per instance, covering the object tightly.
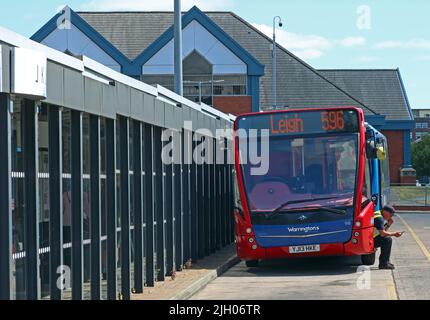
[374,206,404,270]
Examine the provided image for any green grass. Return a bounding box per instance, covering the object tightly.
[391,186,428,202]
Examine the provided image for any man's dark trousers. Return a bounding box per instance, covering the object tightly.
[374,236,392,266]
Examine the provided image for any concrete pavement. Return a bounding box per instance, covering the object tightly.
[391,214,430,300]
[132,245,238,300]
[191,213,430,300]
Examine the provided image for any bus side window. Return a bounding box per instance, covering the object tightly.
[362,159,372,207]
[379,139,390,206]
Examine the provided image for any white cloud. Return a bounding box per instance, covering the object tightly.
[251,23,367,60]
[357,56,381,63]
[81,0,234,11]
[408,39,430,49]
[375,39,430,49]
[251,23,332,60]
[339,36,366,47]
[417,55,430,61]
[373,41,403,49]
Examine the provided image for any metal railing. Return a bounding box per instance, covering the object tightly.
[389,184,430,207]
[0,96,235,301]
[0,31,237,300]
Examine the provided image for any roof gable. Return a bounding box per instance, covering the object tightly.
[130,6,264,77]
[40,23,121,71]
[142,19,247,75]
[31,6,130,67]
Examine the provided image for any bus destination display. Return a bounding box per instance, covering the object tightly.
[238,109,359,136]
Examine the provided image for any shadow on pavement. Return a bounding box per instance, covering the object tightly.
[236,256,364,277]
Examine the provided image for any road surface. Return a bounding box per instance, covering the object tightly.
[191,213,430,300]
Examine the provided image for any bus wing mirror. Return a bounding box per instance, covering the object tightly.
[377,147,387,161]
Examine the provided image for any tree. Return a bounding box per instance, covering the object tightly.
[412,135,430,179]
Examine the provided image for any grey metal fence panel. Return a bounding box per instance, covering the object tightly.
[197,134,205,259]
[0,94,12,300]
[210,139,217,254]
[64,69,84,111]
[48,105,63,300]
[181,130,191,264]
[154,100,166,128]
[102,85,116,120]
[89,115,101,300]
[154,127,165,282]
[163,136,174,276]
[144,124,155,287]
[130,89,145,122]
[23,99,40,300]
[182,106,191,127]
[84,78,102,115]
[174,132,183,271]
[190,139,198,263]
[46,62,64,107]
[204,158,211,256]
[116,83,131,117]
[143,95,156,126]
[164,103,176,130]
[174,106,183,131]
[70,110,83,300]
[105,118,117,300]
[132,121,144,293]
[119,116,131,300]
[0,45,11,93]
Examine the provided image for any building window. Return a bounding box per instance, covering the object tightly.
[416,123,428,129]
[141,51,247,106]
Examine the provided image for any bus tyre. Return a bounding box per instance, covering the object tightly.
[245,260,259,268]
[361,252,376,266]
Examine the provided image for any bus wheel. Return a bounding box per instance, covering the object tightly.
[361,252,376,266]
[245,260,259,268]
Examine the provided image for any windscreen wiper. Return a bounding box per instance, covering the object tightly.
[266,197,347,219]
[296,206,347,215]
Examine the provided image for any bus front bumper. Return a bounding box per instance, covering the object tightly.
[236,226,374,261]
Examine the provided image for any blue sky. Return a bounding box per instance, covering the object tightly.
[1,0,429,107]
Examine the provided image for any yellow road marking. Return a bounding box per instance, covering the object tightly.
[398,215,430,262]
[386,279,398,300]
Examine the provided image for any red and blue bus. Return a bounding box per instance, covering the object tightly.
[233,107,390,267]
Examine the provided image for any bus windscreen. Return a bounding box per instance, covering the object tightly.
[236,109,360,214]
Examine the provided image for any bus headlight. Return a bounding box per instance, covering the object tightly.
[246,228,252,234]
[249,238,255,243]
[354,232,360,237]
[252,245,258,250]
[355,221,361,228]
[352,239,358,245]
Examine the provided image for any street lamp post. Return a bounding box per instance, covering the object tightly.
[174,0,183,96]
[272,16,283,110]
